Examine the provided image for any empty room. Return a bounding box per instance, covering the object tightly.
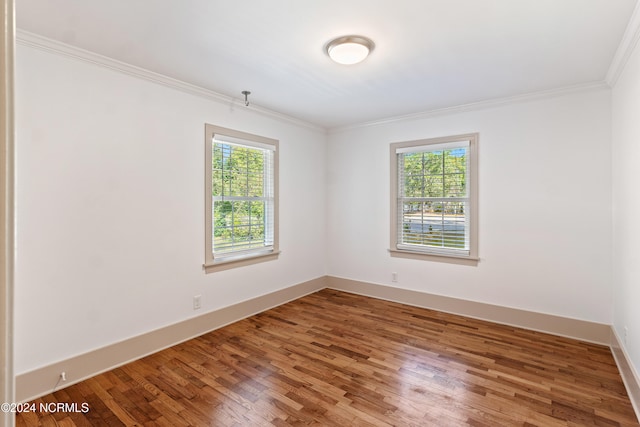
[3,0,640,425]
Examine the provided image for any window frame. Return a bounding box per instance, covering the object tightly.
[204,124,279,273]
[389,133,479,265]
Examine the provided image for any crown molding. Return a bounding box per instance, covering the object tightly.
[16,30,325,134]
[328,81,610,134]
[15,28,623,136]
[606,1,640,87]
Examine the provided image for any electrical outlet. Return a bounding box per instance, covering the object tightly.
[624,326,628,345]
[392,272,398,282]
[60,371,67,382]
[193,295,202,310]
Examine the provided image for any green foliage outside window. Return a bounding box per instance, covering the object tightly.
[212,143,269,253]
[402,149,467,199]
[401,148,468,249]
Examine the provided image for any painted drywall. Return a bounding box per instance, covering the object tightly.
[14,44,327,374]
[327,89,613,324]
[612,35,640,380]
[14,36,617,382]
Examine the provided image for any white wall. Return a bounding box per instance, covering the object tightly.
[327,89,613,324]
[612,36,640,377]
[14,37,619,380]
[14,45,326,374]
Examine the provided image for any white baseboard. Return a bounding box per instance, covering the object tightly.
[17,274,639,425]
[15,276,327,402]
[326,276,611,344]
[327,276,640,421]
[610,328,640,418]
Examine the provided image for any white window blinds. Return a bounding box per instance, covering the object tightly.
[211,138,275,257]
[395,138,472,257]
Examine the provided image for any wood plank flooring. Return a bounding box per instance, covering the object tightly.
[16,289,639,426]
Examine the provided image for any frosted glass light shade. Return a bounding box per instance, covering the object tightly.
[326,36,374,65]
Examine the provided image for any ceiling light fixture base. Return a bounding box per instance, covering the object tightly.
[325,35,375,65]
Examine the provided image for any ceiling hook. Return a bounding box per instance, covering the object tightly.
[241,90,251,107]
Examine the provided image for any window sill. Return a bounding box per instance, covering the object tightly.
[388,248,479,266]
[203,250,281,273]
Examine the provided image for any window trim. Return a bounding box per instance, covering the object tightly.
[389,133,479,265]
[204,124,279,273]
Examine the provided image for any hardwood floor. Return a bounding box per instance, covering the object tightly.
[16,289,639,426]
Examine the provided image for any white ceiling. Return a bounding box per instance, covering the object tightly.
[16,0,638,129]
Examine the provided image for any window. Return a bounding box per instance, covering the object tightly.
[390,133,478,264]
[204,124,279,272]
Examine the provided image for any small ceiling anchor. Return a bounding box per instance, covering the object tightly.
[241,90,251,107]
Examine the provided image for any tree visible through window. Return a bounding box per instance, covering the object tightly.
[401,147,467,249]
[204,124,279,271]
[212,142,273,253]
[390,134,478,262]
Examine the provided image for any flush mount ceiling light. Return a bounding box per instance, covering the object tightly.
[325,35,375,65]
